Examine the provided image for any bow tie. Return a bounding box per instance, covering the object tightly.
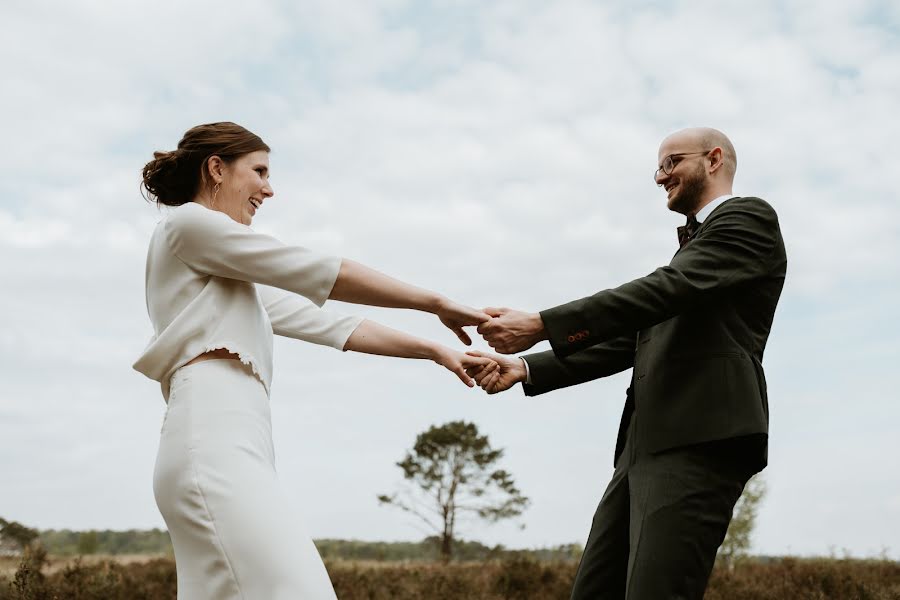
[676,214,700,248]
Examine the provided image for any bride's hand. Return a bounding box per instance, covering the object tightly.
[433,346,498,387]
[436,298,491,346]
[464,350,527,394]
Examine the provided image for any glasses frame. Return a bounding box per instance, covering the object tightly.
[654,150,712,182]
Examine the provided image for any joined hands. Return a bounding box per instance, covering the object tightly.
[434,347,499,388]
[434,301,544,393]
[464,351,527,394]
[435,297,492,346]
[431,298,501,387]
[477,307,546,354]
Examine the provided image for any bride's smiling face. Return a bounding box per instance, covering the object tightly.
[207,150,273,225]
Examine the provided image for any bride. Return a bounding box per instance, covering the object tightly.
[133,122,496,599]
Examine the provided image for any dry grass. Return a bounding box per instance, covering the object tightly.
[0,554,163,578]
[2,550,899,599]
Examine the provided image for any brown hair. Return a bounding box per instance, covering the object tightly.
[141,122,270,206]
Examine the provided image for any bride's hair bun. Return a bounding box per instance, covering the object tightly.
[141,149,193,207]
[141,122,270,207]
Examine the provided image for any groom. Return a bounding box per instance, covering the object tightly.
[468,127,787,599]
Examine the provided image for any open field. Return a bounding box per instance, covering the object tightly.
[2,552,899,599]
[0,554,166,578]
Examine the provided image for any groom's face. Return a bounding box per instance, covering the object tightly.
[666,160,707,215]
[656,136,709,215]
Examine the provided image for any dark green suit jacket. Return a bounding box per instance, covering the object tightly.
[523,196,787,470]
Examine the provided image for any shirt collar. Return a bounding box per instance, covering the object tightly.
[695,194,736,224]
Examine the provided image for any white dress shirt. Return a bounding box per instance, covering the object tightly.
[695,194,736,223]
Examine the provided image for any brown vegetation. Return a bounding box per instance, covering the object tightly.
[1,547,898,599]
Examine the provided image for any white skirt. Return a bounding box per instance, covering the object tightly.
[153,359,337,600]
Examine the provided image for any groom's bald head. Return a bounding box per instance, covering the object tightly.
[664,127,737,181]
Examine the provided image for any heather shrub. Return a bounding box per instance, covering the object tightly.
[491,556,574,600]
[2,553,899,599]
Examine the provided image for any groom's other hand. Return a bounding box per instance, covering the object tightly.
[464,351,527,394]
[477,307,548,354]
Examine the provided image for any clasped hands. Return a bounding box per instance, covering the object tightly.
[436,300,545,395]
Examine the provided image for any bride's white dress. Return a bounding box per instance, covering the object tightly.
[154,359,336,599]
[134,202,362,599]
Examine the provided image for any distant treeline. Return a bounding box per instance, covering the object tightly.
[38,529,173,557]
[315,537,582,563]
[35,529,581,562]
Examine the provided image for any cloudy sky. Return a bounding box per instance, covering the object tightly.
[2,0,899,559]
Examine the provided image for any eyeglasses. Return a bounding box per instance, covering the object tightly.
[654,150,711,181]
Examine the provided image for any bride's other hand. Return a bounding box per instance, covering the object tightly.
[436,298,491,346]
[464,351,526,394]
[342,320,495,386]
[433,347,498,387]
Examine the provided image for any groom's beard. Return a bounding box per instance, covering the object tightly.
[670,164,707,215]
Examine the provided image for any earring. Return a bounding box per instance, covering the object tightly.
[212,182,221,207]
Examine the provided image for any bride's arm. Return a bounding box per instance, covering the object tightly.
[164,206,488,343]
[257,285,363,348]
[257,286,496,386]
[330,259,489,345]
[342,319,497,387]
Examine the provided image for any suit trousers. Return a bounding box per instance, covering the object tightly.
[570,415,755,600]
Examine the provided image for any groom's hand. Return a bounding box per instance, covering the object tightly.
[477,307,547,354]
[464,351,527,394]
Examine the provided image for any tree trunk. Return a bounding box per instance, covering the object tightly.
[440,531,452,563]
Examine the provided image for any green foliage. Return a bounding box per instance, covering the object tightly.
[313,538,581,563]
[76,532,99,556]
[379,421,529,562]
[719,474,766,569]
[0,521,38,551]
[38,529,172,557]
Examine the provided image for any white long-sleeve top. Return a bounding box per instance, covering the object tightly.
[133,202,363,402]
